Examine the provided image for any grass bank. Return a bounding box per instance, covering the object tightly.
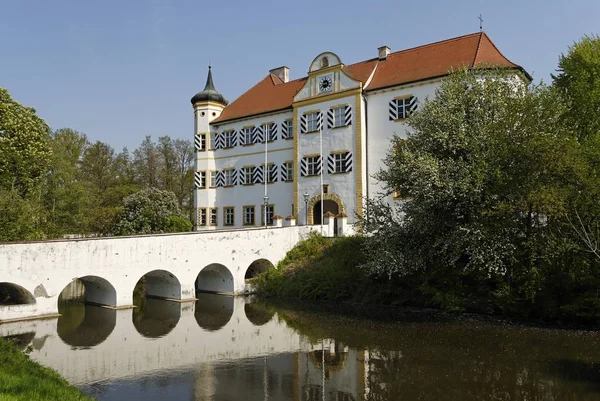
[253,233,600,327]
[0,338,94,401]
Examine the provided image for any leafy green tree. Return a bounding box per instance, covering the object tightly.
[553,34,600,143]
[42,128,89,237]
[78,141,116,191]
[362,69,581,306]
[0,88,52,197]
[114,187,192,235]
[172,138,194,212]
[0,189,41,242]
[133,136,161,188]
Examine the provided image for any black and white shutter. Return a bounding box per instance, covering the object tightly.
[230,130,238,147]
[194,133,203,151]
[253,165,264,184]
[267,123,277,141]
[281,121,292,139]
[194,171,203,188]
[267,164,278,182]
[299,114,307,134]
[215,170,225,187]
[388,100,399,121]
[252,126,264,143]
[317,112,323,131]
[214,132,225,149]
[300,158,308,177]
[280,163,290,181]
[343,105,352,126]
[406,96,418,117]
[327,109,335,129]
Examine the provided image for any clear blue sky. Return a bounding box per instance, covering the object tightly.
[1,0,598,151]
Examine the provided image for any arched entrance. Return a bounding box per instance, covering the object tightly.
[313,200,339,225]
[307,193,345,225]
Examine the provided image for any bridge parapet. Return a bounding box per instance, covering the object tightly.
[1,225,332,322]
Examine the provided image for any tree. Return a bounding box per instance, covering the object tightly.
[553,34,600,143]
[0,88,52,197]
[114,187,192,235]
[42,128,89,237]
[172,138,194,211]
[78,141,116,191]
[0,189,41,242]
[133,136,161,188]
[362,69,581,302]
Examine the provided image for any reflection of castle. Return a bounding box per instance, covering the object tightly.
[193,339,369,401]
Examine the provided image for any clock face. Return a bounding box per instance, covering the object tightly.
[318,75,333,93]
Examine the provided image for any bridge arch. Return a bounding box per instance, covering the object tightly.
[196,263,234,295]
[194,293,233,331]
[134,270,181,301]
[245,258,276,280]
[0,282,36,306]
[58,276,116,308]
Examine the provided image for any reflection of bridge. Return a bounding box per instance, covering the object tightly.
[0,297,308,385]
[0,226,322,321]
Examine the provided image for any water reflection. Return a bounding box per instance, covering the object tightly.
[244,301,275,326]
[132,298,180,338]
[57,303,116,347]
[194,293,234,331]
[3,297,600,401]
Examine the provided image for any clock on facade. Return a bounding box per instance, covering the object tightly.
[318,75,333,93]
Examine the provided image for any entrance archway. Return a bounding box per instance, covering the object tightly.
[313,200,339,225]
[307,193,345,225]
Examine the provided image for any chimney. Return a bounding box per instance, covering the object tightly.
[269,66,289,83]
[378,45,390,61]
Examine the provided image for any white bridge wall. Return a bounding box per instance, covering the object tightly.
[0,226,321,321]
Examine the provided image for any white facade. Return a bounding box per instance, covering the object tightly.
[192,34,527,229]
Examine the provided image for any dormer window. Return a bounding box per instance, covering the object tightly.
[321,57,329,68]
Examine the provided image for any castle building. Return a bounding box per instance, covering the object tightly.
[191,32,529,230]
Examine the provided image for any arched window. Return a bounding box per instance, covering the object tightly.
[321,57,329,68]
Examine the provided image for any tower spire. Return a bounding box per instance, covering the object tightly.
[191,65,228,106]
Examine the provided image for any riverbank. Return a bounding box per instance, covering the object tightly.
[0,338,94,401]
[253,233,600,327]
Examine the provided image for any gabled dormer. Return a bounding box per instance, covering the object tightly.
[293,52,362,103]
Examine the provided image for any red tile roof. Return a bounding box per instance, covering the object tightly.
[212,32,525,124]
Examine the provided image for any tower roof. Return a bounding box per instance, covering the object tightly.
[191,66,229,106]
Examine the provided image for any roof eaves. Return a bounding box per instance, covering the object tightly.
[211,106,294,126]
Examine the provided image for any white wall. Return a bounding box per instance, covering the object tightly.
[365,80,439,203]
[296,93,360,224]
[197,110,295,229]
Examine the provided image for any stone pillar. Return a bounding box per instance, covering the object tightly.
[273,215,283,228]
[323,212,336,237]
[285,215,297,227]
[336,212,348,237]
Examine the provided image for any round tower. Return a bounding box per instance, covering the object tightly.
[192,66,228,230]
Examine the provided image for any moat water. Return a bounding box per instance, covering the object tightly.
[2,294,600,401]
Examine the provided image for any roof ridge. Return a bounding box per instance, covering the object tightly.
[345,32,482,69]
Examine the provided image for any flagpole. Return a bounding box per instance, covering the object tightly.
[264,125,268,228]
[320,116,323,232]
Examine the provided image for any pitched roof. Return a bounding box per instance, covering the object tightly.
[212,32,525,124]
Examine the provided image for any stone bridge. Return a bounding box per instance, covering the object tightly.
[0,226,321,322]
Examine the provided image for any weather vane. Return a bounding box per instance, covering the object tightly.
[478,14,483,32]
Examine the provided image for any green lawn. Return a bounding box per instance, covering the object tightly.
[0,339,94,401]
